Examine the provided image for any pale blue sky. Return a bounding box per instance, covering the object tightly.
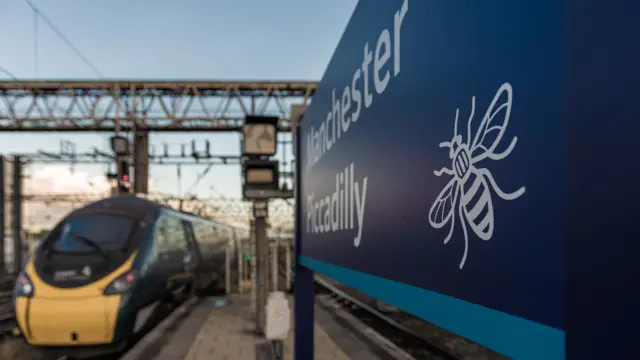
[0,0,357,199]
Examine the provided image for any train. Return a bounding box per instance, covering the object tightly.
[11,194,245,353]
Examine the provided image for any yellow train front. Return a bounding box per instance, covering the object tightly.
[12,195,235,354]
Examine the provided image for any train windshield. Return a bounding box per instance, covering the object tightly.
[52,214,135,253]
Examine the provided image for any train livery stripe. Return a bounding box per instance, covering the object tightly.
[168,272,195,281]
[300,255,565,360]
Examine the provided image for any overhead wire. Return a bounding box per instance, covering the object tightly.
[23,0,104,78]
[0,65,19,81]
[33,9,38,79]
[23,0,113,156]
[184,163,214,196]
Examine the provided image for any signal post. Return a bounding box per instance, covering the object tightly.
[110,135,132,194]
[241,115,282,334]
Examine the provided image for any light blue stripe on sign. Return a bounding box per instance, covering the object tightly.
[300,255,565,360]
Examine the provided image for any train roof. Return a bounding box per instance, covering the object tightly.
[165,208,233,228]
[68,194,165,221]
[67,195,238,230]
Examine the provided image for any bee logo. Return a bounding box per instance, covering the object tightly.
[428,82,526,269]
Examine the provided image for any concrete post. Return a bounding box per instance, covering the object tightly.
[133,131,149,194]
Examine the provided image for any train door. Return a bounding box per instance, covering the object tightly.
[151,214,177,297]
[180,220,199,277]
[162,216,191,291]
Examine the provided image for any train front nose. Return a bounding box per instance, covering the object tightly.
[17,295,121,346]
[13,263,131,347]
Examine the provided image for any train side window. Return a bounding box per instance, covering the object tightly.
[194,221,214,244]
[212,225,220,244]
[155,215,172,253]
[193,222,201,242]
[165,216,189,252]
[218,227,230,246]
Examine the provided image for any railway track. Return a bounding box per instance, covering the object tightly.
[313,276,457,360]
[274,248,505,360]
[1,295,14,322]
[274,255,452,360]
[1,291,14,315]
[1,282,16,338]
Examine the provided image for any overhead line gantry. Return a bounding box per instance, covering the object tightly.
[0,80,317,132]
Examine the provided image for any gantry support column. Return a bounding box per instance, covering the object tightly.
[133,131,150,194]
[12,157,23,274]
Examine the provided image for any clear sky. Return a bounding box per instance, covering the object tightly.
[0,0,357,210]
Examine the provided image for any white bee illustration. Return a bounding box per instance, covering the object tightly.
[428,82,526,270]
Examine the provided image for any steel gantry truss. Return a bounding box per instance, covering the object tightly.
[0,80,317,131]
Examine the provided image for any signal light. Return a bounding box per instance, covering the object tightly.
[118,160,130,181]
[114,158,131,194]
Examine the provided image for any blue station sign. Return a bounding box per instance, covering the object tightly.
[298,1,568,359]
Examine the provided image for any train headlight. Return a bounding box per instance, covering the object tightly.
[14,273,34,298]
[104,270,138,295]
